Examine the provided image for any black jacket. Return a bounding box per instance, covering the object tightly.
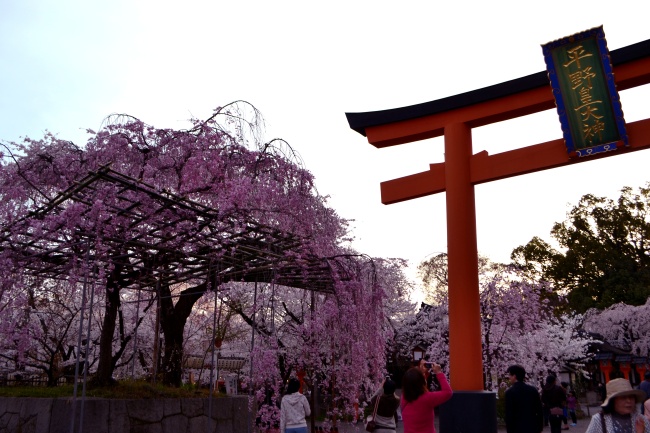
[541,384,566,409]
[505,381,544,433]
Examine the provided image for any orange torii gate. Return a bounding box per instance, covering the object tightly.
[346,36,650,430]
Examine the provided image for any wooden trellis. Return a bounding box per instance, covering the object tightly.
[0,165,338,293]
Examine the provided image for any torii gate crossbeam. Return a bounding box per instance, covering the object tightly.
[346,38,650,393]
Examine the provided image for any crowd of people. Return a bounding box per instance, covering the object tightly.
[505,366,650,433]
[275,359,453,433]
[272,363,650,433]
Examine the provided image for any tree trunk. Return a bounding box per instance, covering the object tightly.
[158,281,206,386]
[93,265,123,386]
[161,319,184,386]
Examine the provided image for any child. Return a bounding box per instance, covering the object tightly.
[566,391,578,426]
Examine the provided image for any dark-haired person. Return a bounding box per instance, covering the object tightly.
[560,381,570,430]
[368,378,401,433]
[400,363,452,433]
[585,378,650,433]
[280,378,311,433]
[542,375,567,433]
[504,365,543,433]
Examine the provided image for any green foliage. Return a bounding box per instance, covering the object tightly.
[512,184,650,313]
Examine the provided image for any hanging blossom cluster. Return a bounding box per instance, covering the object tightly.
[241,255,409,428]
[1,103,344,258]
[250,344,283,429]
[582,298,650,356]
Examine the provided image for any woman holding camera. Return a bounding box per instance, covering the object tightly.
[401,362,453,433]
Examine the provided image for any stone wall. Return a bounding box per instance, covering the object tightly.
[0,396,249,433]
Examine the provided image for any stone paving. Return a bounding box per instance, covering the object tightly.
[330,405,600,433]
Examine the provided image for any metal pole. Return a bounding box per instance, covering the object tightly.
[152,278,161,384]
[131,287,142,378]
[69,246,91,433]
[79,276,96,433]
[310,289,316,433]
[247,280,258,433]
[208,270,219,433]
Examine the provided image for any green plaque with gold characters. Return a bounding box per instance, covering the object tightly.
[542,26,628,157]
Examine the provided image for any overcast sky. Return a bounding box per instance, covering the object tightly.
[2,0,649,289]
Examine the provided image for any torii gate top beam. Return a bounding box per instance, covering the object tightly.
[345,37,650,205]
[346,38,650,146]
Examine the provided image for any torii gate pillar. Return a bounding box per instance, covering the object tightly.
[444,122,483,390]
[346,36,650,433]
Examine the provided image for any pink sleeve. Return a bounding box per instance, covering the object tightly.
[421,373,453,407]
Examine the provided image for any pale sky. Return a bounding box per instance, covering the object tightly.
[2,0,650,287]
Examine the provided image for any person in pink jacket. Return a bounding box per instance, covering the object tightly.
[400,362,453,433]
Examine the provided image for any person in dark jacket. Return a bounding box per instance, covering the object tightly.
[542,375,567,433]
[505,365,543,433]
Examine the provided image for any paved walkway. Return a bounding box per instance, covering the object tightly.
[320,389,601,433]
[333,419,592,433]
[331,407,600,433]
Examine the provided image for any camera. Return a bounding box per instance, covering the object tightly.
[424,362,433,369]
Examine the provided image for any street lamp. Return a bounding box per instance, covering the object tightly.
[412,346,425,363]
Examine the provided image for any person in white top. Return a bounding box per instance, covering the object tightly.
[280,378,311,433]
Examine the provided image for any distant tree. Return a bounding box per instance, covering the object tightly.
[400,258,594,390]
[417,253,504,303]
[417,253,449,302]
[0,279,82,386]
[512,185,650,313]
